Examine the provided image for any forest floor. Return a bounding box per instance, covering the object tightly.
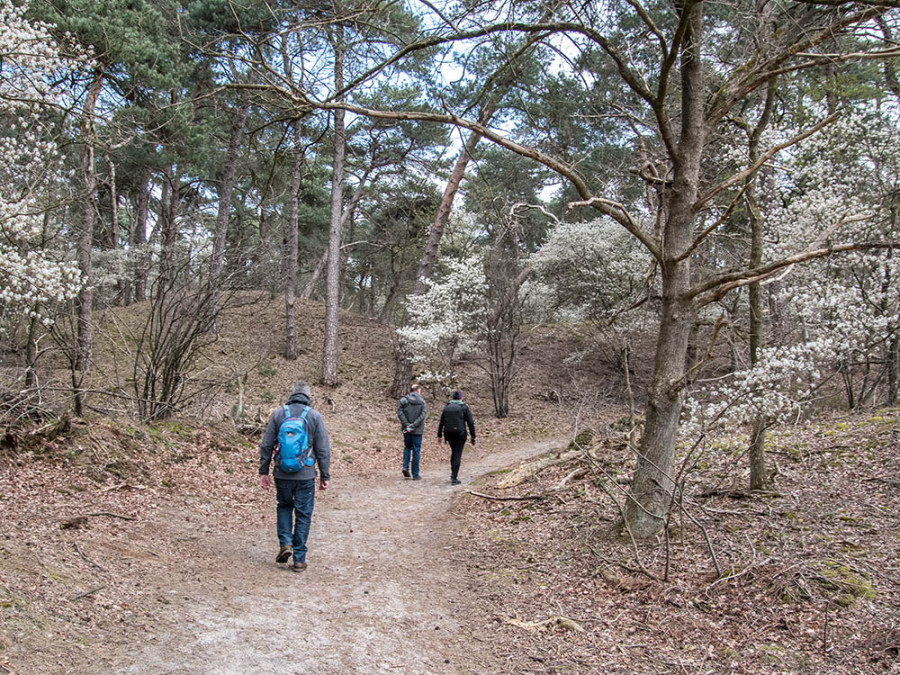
[0,412,565,674]
[1,408,898,674]
[1,297,898,673]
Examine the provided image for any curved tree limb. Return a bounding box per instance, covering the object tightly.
[689,238,892,306]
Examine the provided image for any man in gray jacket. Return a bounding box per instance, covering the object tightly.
[397,383,427,480]
[259,381,330,572]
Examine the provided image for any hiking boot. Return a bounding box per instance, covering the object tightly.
[402,469,411,478]
[412,475,422,481]
[451,479,461,485]
[276,545,292,564]
[292,562,308,573]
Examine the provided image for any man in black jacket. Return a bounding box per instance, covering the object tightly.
[437,390,476,485]
[259,381,330,572]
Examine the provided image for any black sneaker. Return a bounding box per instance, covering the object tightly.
[402,469,411,478]
[276,545,292,563]
[451,479,461,485]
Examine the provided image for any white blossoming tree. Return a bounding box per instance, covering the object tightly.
[684,110,900,464]
[400,219,532,418]
[0,0,86,331]
[529,217,657,420]
[398,254,489,390]
[529,217,655,325]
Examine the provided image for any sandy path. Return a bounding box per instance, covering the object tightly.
[115,440,558,675]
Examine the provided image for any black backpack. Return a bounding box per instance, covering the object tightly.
[443,402,468,434]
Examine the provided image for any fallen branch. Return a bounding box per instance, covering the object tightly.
[100,483,151,492]
[60,516,89,530]
[495,449,581,489]
[86,512,137,521]
[504,614,584,633]
[61,511,137,529]
[465,490,543,502]
[27,412,71,441]
[74,543,109,573]
[71,585,105,601]
[864,477,900,489]
[552,467,588,491]
[698,487,782,499]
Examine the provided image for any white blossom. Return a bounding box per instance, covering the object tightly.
[0,0,89,325]
[399,254,489,375]
[684,109,900,441]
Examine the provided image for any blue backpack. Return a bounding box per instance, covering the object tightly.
[276,404,314,473]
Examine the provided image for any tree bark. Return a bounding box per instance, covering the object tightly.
[623,3,705,538]
[285,120,303,360]
[321,23,346,385]
[131,167,151,303]
[158,169,180,288]
[210,95,250,316]
[888,330,899,406]
[75,70,103,372]
[747,79,777,492]
[301,248,327,300]
[623,260,694,537]
[106,155,126,303]
[105,155,118,250]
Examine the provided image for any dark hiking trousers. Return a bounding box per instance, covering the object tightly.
[445,431,467,481]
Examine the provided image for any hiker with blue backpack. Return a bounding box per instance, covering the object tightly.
[259,381,331,573]
[397,383,427,480]
[437,390,476,485]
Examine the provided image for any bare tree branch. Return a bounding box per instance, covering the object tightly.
[689,238,892,306]
[695,113,840,210]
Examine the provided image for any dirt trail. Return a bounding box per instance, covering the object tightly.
[115,439,559,675]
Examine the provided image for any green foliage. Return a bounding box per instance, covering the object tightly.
[33,0,184,88]
[185,0,277,34]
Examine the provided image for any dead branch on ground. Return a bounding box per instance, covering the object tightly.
[71,585,105,601]
[495,448,582,489]
[465,490,544,502]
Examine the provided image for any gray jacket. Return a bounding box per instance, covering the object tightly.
[397,391,427,435]
[259,393,330,481]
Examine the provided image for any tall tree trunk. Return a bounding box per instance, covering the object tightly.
[301,248,327,300]
[210,95,250,316]
[106,155,126,304]
[388,114,490,398]
[285,120,303,360]
[623,4,705,538]
[885,191,899,405]
[887,328,899,406]
[159,169,180,288]
[131,168,151,304]
[25,313,40,390]
[105,155,119,250]
[75,70,103,372]
[747,79,777,491]
[624,262,694,537]
[321,24,345,385]
[259,200,268,244]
